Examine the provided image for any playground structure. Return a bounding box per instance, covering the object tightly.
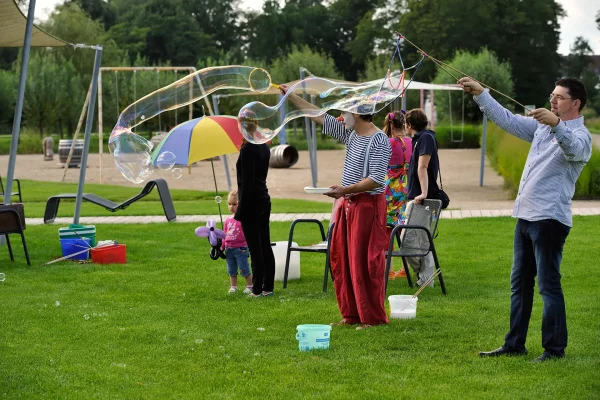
[61,66,467,192]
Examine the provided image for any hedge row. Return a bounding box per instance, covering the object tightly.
[486,123,600,199]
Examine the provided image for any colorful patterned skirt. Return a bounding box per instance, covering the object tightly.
[385,163,409,226]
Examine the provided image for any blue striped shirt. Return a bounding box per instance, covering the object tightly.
[474,89,592,227]
[322,114,391,194]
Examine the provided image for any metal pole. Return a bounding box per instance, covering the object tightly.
[74,46,103,224]
[278,93,287,144]
[98,70,104,183]
[4,0,36,206]
[310,94,318,187]
[480,114,488,187]
[212,95,232,191]
[300,67,316,187]
[401,93,407,111]
[430,89,435,131]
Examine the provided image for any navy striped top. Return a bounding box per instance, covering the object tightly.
[474,90,592,227]
[322,114,391,194]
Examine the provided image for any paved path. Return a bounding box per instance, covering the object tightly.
[26,207,600,226]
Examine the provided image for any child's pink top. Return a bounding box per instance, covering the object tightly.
[223,217,247,248]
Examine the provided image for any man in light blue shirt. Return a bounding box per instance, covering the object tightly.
[459,77,592,362]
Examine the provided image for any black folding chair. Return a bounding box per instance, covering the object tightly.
[0,175,22,203]
[0,203,31,266]
[283,219,335,292]
[385,199,446,295]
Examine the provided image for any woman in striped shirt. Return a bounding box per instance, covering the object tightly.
[280,84,392,330]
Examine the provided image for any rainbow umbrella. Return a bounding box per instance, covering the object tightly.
[152,115,244,228]
[151,115,243,166]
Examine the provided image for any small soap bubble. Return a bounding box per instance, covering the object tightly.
[83,314,90,320]
[195,339,203,344]
[92,313,98,317]
[172,168,183,179]
[257,327,265,332]
[117,363,126,368]
[218,346,225,350]
[214,196,222,204]
[254,352,260,357]
[0,273,5,282]
[141,115,146,120]
[54,301,60,307]
[157,151,177,171]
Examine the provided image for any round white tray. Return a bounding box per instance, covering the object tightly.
[304,187,331,194]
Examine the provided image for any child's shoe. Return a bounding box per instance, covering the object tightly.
[243,286,253,294]
[228,286,238,294]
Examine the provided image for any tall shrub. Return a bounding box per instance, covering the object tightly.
[433,49,514,123]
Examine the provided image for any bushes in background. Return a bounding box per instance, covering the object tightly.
[486,123,600,199]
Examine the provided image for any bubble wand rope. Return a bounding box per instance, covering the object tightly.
[396,32,533,113]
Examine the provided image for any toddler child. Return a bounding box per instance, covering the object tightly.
[223,190,253,294]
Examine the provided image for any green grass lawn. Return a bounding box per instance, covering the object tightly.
[1,217,599,399]
[11,179,333,218]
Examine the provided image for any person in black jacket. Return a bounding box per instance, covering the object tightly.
[234,140,276,297]
[404,109,440,287]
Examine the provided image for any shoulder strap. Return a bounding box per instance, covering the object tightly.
[362,133,380,179]
[428,132,443,190]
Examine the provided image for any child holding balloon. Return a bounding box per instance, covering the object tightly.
[223,190,254,294]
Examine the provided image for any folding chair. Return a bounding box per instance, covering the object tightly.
[385,199,446,295]
[0,175,22,203]
[0,203,31,266]
[283,219,335,292]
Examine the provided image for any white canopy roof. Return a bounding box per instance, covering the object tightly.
[0,0,67,47]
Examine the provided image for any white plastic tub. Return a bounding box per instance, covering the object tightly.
[388,295,419,319]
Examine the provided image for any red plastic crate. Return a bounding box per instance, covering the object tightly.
[91,244,127,264]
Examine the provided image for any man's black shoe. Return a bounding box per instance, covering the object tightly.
[531,351,565,363]
[479,346,528,357]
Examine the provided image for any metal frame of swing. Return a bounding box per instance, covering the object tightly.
[96,66,199,183]
[448,90,466,143]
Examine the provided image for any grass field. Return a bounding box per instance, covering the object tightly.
[8,179,333,218]
[1,217,599,399]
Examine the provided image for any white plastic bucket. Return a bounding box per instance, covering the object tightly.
[388,295,419,319]
[296,324,331,351]
[272,241,300,281]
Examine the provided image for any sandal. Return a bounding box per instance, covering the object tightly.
[261,291,274,297]
[248,292,264,298]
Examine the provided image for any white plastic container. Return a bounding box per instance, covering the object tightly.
[388,295,419,319]
[272,241,300,281]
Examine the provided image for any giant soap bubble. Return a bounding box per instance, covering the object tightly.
[109,66,273,184]
[237,71,411,144]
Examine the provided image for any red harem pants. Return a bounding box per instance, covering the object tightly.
[330,193,389,326]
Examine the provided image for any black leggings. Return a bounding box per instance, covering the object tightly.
[241,202,275,294]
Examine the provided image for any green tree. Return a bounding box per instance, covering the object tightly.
[23,53,62,136]
[433,49,514,123]
[564,37,600,115]
[42,2,123,78]
[393,0,563,108]
[65,0,117,30]
[243,1,288,64]
[182,0,244,60]
[270,45,342,83]
[0,69,17,133]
